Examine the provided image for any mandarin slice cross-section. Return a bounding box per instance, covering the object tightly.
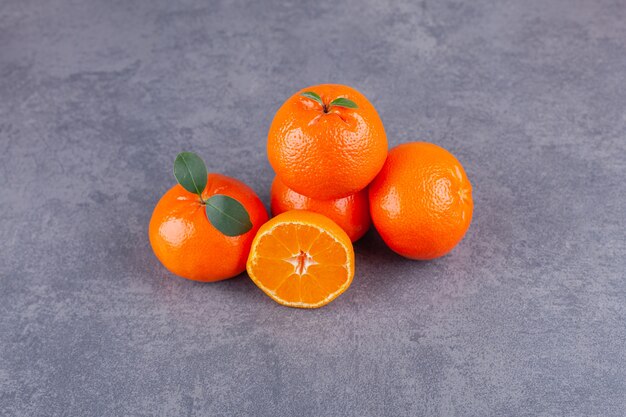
[246,210,355,308]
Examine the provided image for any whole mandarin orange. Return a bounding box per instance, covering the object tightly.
[270,176,371,242]
[369,142,473,260]
[149,173,268,282]
[268,84,387,200]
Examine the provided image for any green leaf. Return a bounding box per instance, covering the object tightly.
[174,152,208,196]
[329,97,358,109]
[301,91,323,106]
[205,194,253,237]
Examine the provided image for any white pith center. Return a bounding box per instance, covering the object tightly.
[286,251,317,275]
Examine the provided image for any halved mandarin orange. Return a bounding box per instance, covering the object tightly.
[246,210,355,308]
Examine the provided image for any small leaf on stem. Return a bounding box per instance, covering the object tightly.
[330,97,358,109]
[205,194,253,237]
[301,91,324,107]
[174,152,208,196]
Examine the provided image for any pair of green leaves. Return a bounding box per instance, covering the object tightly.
[174,152,253,237]
[301,91,358,111]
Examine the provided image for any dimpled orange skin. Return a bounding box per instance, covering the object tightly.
[268,84,387,200]
[369,142,473,260]
[270,177,371,242]
[149,173,269,282]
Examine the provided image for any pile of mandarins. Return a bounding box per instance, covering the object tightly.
[149,84,473,308]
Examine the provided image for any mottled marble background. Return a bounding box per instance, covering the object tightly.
[1,0,625,416]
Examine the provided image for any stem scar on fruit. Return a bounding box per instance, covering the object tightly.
[301,91,358,113]
[173,151,253,237]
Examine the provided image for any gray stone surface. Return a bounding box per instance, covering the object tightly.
[1,0,625,415]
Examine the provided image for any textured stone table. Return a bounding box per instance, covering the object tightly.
[1,0,625,415]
